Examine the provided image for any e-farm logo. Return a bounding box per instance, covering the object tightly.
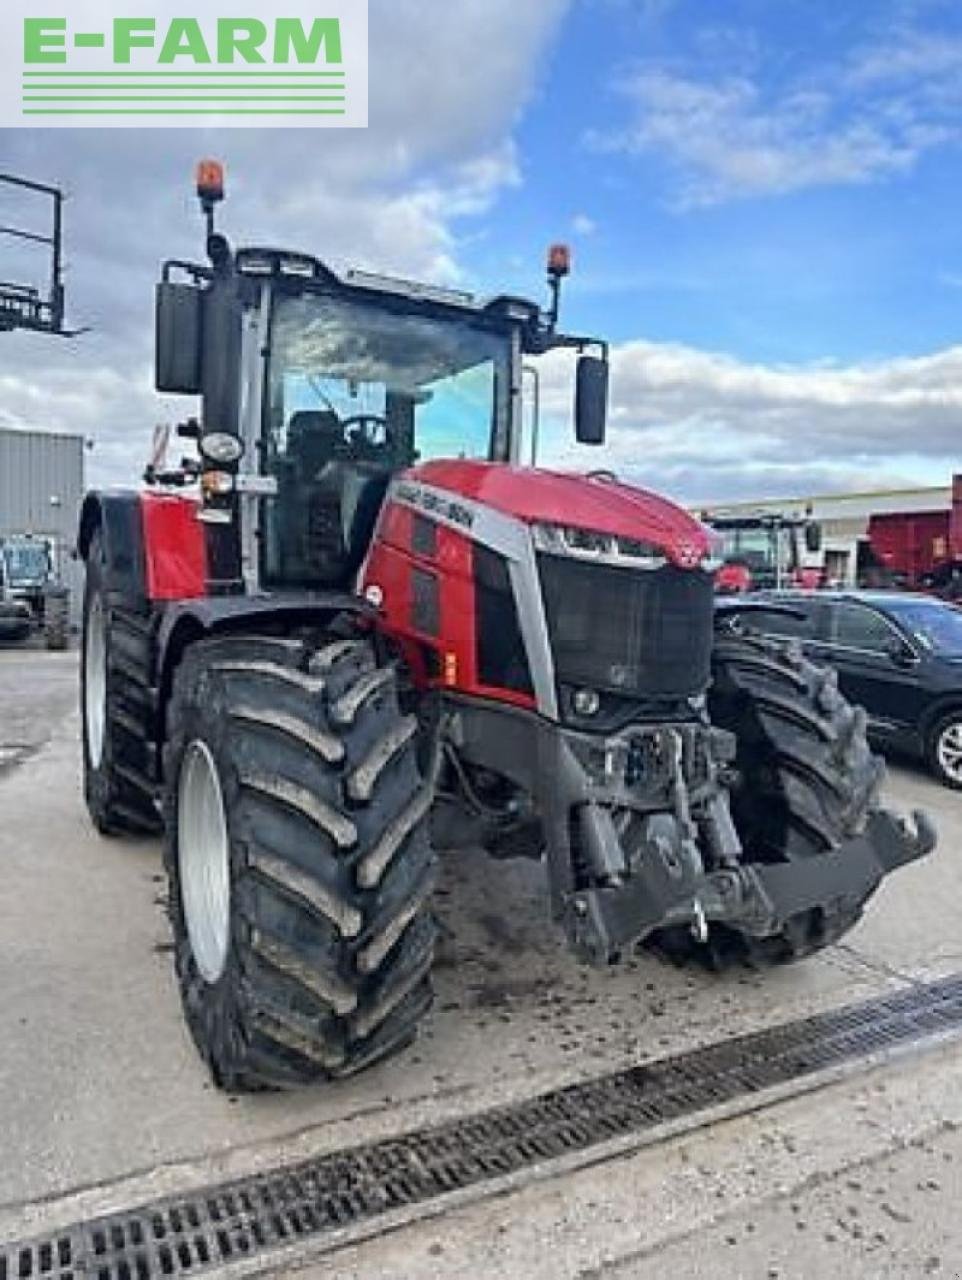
[0,1,367,128]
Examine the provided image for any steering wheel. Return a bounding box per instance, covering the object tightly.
[340,414,389,451]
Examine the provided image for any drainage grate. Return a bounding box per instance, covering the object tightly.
[5,972,962,1280]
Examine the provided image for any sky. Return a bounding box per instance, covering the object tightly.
[2,0,962,503]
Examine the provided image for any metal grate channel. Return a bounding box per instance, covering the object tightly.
[5,972,962,1280]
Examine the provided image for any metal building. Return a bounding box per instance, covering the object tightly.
[0,427,85,625]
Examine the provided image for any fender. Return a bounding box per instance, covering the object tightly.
[80,489,372,784]
[139,492,206,601]
[77,491,147,600]
[155,592,371,670]
[77,490,206,602]
[152,592,374,773]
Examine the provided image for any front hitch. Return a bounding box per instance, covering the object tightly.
[564,807,936,967]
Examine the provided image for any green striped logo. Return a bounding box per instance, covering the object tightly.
[7,8,367,126]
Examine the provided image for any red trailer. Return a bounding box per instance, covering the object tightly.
[951,474,962,560]
[866,510,950,583]
[865,475,962,598]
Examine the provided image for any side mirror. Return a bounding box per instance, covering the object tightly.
[575,355,608,446]
[883,636,917,667]
[804,521,822,554]
[156,281,203,394]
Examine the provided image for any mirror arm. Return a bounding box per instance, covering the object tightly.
[526,324,609,359]
[162,258,213,285]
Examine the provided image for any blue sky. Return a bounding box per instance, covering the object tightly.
[2,0,961,501]
[473,0,962,364]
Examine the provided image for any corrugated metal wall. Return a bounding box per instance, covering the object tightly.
[0,428,86,625]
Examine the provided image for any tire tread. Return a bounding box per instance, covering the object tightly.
[163,627,436,1090]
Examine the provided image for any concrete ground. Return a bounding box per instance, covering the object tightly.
[0,647,960,1278]
[0,646,75,772]
[287,1039,962,1280]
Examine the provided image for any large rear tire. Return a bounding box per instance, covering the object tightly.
[163,630,436,1090]
[81,531,161,836]
[677,631,885,968]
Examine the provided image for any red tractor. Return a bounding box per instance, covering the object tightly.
[706,512,824,594]
[78,164,933,1090]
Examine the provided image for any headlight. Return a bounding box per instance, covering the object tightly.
[572,687,601,717]
[200,432,245,465]
[531,521,668,570]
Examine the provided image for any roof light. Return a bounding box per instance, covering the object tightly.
[344,269,476,307]
[236,253,274,276]
[196,159,225,204]
[547,243,571,278]
[278,255,317,278]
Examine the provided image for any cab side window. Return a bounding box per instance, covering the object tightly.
[831,603,899,653]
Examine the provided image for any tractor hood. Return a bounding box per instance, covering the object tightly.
[408,460,713,569]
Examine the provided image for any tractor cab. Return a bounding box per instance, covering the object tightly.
[154,161,609,598]
[704,511,823,593]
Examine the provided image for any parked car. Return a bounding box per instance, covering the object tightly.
[716,590,962,789]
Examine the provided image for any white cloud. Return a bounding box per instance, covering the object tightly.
[535,338,962,502]
[848,29,962,88]
[260,140,522,285]
[590,16,962,207]
[572,213,597,236]
[591,68,925,207]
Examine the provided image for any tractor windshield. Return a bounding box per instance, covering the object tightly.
[715,524,796,586]
[267,291,513,468]
[259,290,514,589]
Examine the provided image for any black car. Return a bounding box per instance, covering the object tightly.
[716,590,962,789]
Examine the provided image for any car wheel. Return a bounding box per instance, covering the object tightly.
[928,713,962,790]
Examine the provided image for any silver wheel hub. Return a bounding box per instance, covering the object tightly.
[937,722,962,783]
[178,740,231,984]
[84,596,107,770]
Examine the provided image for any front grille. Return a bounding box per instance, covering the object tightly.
[538,557,713,699]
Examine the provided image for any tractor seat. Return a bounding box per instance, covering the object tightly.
[307,461,392,581]
[277,411,393,586]
[287,410,345,474]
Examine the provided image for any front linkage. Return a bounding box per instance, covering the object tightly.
[498,624,937,970]
[567,804,935,967]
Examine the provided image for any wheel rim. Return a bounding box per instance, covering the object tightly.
[178,740,231,984]
[84,596,107,769]
[937,721,962,784]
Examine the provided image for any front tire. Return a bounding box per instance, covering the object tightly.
[702,631,885,966]
[164,630,436,1090]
